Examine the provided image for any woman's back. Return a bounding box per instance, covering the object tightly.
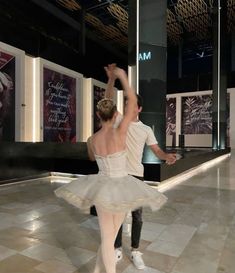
[92,127,125,157]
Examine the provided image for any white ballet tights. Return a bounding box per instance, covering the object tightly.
[93,206,126,273]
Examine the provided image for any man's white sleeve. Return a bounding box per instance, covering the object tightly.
[146,126,158,145]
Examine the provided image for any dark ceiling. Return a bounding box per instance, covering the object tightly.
[2,0,235,56]
[0,0,235,85]
[43,0,235,48]
[35,0,235,46]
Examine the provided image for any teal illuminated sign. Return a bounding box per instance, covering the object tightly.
[139,51,151,61]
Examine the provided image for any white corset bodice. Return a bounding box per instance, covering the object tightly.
[95,150,127,177]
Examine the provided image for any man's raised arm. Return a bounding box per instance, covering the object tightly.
[104,63,117,99]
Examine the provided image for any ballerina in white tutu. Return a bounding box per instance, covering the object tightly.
[55,66,167,273]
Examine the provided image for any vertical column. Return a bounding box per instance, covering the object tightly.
[79,1,86,56]
[212,0,228,149]
[178,41,183,79]
[128,0,137,90]
[128,0,167,163]
[231,32,235,71]
[176,95,182,147]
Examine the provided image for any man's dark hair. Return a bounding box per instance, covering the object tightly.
[136,94,143,108]
[124,94,143,109]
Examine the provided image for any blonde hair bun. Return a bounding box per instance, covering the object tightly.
[96,98,117,121]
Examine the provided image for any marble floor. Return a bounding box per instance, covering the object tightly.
[0,152,235,273]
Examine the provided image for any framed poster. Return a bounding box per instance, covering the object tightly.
[81,79,105,140]
[166,97,176,136]
[227,93,230,147]
[93,84,106,133]
[181,95,212,134]
[0,42,25,141]
[43,67,77,142]
[29,58,82,142]
[166,96,176,147]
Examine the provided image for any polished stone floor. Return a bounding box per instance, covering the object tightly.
[0,152,235,273]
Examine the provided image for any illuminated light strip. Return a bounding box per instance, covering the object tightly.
[217,1,221,148]
[51,171,85,177]
[50,177,76,184]
[50,172,85,184]
[32,58,37,142]
[51,154,230,187]
[117,90,124,114]
[0,176,51,187]
[0,173,85,187]
[136,0,139,94]
[150,153,231,193]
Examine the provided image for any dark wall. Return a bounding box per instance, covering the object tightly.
[166,20,235,94]
[0,142,98,183]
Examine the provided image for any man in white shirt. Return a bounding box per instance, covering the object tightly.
[104,64,176,269]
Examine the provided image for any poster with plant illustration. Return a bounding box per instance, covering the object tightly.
[182,95,212,134]
[166,97,176,135]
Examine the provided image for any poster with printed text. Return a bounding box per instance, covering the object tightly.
[0,50,15,141]
[182,95,212,134]
[43,67,76,142]
[93,85,105,133]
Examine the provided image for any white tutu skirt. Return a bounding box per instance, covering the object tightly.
[54,174,167,213]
